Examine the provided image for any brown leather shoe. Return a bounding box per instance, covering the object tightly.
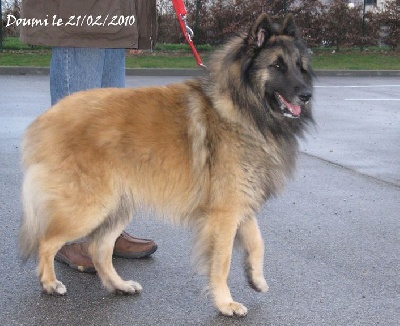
[55,232,157,273]
[55,242,96,273]
[113,231,158,259]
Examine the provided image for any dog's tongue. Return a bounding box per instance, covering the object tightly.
[279,94,301,117]
[287,102,301,117]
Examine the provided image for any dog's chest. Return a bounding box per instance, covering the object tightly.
[237,134,297,202]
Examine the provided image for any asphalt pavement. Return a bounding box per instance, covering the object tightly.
[0,74,399,325]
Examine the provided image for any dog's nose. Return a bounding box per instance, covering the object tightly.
[299,92,312,103]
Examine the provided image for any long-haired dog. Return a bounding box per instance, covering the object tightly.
[20,14,313,316]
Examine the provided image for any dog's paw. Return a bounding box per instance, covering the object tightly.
[249,276,269,293]
[115,280,143,295]
[218,301,248,317]
[42,280,67,295]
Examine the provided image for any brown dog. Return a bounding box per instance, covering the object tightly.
[20,14,313,316]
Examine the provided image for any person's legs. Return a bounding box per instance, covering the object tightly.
[51,47,157,272]
[101,48,126,88]
[50,47,105,105]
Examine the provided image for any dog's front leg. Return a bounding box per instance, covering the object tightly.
[237,215,269,292]
[207,211,248,317]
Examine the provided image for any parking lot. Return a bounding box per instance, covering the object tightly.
[0,74,399,325]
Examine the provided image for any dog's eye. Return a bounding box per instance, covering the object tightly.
[271,61,286,71]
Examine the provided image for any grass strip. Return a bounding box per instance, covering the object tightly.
[1,37,399,70]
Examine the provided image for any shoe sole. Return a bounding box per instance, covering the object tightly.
[54,252,97,274]
[113,244,158,259]
[54,244,157,272]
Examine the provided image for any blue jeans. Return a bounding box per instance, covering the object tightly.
[50,47,126,105]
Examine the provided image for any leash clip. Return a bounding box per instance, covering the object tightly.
[180,14,194,41]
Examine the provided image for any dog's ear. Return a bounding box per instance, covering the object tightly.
[248,14,274,48]
[281,14,299,39]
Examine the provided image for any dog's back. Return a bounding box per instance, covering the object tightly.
[20,83,209,255]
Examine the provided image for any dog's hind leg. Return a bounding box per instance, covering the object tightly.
[38,237,68,295]
[36,195,126,295]
[237,216,269,293]
[37,214,102,295]
[87,207,142,295]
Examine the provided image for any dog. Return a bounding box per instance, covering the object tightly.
[19,14,313,317]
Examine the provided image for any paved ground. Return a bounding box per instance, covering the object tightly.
[0,75,399,325]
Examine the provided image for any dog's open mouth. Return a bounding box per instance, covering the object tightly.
[275,93,301,119]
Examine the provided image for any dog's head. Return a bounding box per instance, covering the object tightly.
[245,14,313,121]
[210,14,314,136]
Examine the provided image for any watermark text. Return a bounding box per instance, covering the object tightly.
[6,14,136,28]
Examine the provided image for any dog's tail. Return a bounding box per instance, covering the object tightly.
[19,165,51,261]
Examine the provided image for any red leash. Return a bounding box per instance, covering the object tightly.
[171,0,206,69]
